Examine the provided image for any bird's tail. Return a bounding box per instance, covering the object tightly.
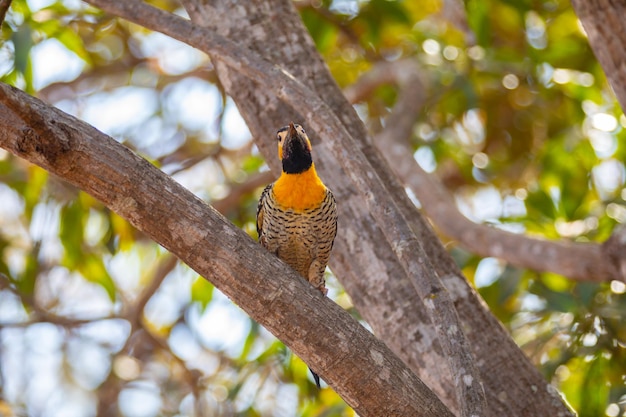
[310,367,321,388]
[310,282,326,387]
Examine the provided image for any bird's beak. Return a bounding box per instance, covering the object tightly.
[288,122,298,138]
[280,122,313,173]
[284,122,310,153]
[283,122,302,157]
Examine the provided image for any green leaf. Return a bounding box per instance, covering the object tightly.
[56,26,91,64]
[59,199,85,268]
[531,277,576,313]
[574,282,597,307]
[23,167,48,221]
[465,0,491,46]
[300,8,338,54]
[11,24,33,76]
[241,155,266,174]
[525,188,556,223]
[238,320,260,362]
[191,276,214,309]
[579,355,611,417]
[15,243,40,297]
[542,272,571,293]
[80,254,116,301]
[59,199,116,300]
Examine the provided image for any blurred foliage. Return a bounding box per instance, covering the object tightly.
[0,0,625,416]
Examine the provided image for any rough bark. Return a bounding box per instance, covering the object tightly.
[572,0,626,113]
[74,0,577,415]
[602,225,626,281]
[570,0,626,283]
[369,62,576,416]
[0,82,454,417]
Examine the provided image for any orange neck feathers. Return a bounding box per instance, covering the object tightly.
[272,163,327,211]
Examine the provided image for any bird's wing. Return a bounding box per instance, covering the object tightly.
[256,184,273,243]
[327,188,338,242]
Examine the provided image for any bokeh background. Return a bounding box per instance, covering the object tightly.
[0,0,625,416]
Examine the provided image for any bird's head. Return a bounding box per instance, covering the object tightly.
[277,122,313,174]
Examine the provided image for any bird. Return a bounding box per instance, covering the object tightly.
[256,122,338,388]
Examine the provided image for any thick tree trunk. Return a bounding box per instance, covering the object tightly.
[175,1,573,416]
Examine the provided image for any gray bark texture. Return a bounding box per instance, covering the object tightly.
[571,0,626,113]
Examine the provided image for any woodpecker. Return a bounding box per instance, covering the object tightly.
[256,122,338,387]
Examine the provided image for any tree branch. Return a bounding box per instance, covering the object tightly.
[0,82,453,417]
[362,59,625,283]
[37,56,145,102]
[343,60,418,104]
[602,225,626,281]
[94,254,177,416]
[38,59,215,104]
[571,0,626,113]
[128,254,177,327]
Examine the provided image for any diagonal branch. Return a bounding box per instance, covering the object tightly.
[571,0,626,113]
[0,81,453,417]
[362,60,625,283]
[81,1,487,414]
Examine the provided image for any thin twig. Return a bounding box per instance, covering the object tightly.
[0,273,115,328]
[39,61,215,103]
[95,254,178,415]
[129,254,177,325]
[0,0,12,28]
[211,170,274,214]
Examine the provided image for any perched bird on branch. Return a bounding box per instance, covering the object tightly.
[256,122,338,387]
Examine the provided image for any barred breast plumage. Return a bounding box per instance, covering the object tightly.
[257,185,337,294]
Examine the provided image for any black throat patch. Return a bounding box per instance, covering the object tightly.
[282,138,313,174]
